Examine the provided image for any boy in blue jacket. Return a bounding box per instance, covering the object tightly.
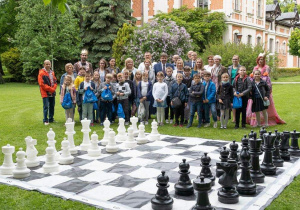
[202,71,218,128]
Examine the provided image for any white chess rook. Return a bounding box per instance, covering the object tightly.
[65,118,77,154]
[59,138,74,165]
[25,136,40,167]
[13,148,30,179]
[116,118,127,142]
[136,123,148,144]
[88,132,101,157]
[47,128,60,161]
[124,126,137,149]
[148,119,161,142]
[43,147,59,173]
[101,118,111,146]
[106,131,119,153]
[130,116,139,137]
[0,144,15,175]
[80,118,92,151]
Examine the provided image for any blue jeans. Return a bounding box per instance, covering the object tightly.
[42,97,55,123]
[189,101,202,126]
[100,100,112,123]
[203,103,217,123]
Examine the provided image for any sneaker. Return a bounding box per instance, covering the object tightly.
[170,119,173,124]
[224,126,227,129]
[213,122,218,128]
[173,123,178,127]
[242,124,246,129]
[100,123,103,126]
[204,123,210,128]
[220,126,223,129]
[184,120,188,125]
[44,122,49,126]
[186,124,192,128]
[234,125,239,129]
[166,119,169,124]
[145,121,149,125]
[197,124,202,128]
[179,124,184,127]
[90,123,94,127]
[160,123,164,126]
[125,122,129,126]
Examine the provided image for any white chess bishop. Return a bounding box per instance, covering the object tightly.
[136,122,148,144]
[124,126,137,149]
[0,144,15,175]
[147,119,161,141]
[106,131,119,153]
[13,148,31,179]
[43,146,59,173]
[59,138,74,165]
[25,136,40,167]
[130,116,139,137]
[116,118,127,142]
[101,118,111,146]
[80,118,92,151]
[65,118,77,154]
[47,128,60,161]
[88,132,101,157]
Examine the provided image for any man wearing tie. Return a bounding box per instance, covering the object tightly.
[185,52,197,70]
[154,52,174,76]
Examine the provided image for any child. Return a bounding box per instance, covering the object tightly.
[60,75,76,122]
[137,72,153,124]
[187,74,204,128]
[78,71,96,126]
[251,70,270,127]
[163,67,176,124]
[74,67,86,121]
[92,71,101,123]
[133,70,142,116]
[115,73,131,125]
[123,69,136,117]
[170,73,188,127]
[97,74,115,125]
[217,73,233,129]
[202,71,218,128]
[183,66,193,124]
[233,66,252,129]
[152,72,168,126]
[111,73,118,123]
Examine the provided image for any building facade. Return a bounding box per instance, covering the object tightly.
[131,0,300,67]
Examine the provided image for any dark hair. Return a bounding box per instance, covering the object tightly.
[184,66,191,72]
[85,71,92,76]
[193,73,200,78]
[203,70,211,76]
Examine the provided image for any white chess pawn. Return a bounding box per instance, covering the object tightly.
[130,116,139,137]
[116,118,127,142]
[136,122,148,144]
[25,136,40,167]
[59,138,74,165]
[43,147,59,173]
[80,118,91,151]
[88,132,101,157]
[101,118,111,146]
[65,118,77,154]
[106,131,119,153]
[0,144,15,175]
[147,119,161,142]
[13,148,30,178]
[47,128,60,161]
[124,126,137,149]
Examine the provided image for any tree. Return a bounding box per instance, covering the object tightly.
[16,0,81,83]
[81,0,135,66]
[43,0,68,13]
[289,28,300,57]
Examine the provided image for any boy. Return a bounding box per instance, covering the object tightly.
[74,67,86,121]
[183,66,193,124]
[78,71,96,126]
[202,71,218,128]
[111,73,118,123]
[163,67,176,124]
[187,74,204,128]
[116,73,131,125]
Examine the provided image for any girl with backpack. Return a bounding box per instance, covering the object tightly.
[60,75,76,122]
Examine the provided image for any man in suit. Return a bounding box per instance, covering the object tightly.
[172,54,180,70]
[185,51,197,69]
[154,52,174,76]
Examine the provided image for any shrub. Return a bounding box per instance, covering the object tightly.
[276,68,300,78]
[1,48,23,82]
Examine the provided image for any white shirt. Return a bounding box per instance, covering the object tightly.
[138,61,157,71]
[141,81,149,97]
[152,82,168,101]
[204,65,214,73]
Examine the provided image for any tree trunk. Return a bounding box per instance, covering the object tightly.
[0,58,4,84]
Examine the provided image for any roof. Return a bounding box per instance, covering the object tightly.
[276,12,298,21]
[266,4,277,12]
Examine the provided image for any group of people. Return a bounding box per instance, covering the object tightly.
[38,49,285,129]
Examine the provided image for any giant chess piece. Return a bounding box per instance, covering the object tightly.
[47,128,60,161]
[174,159,194,196]
[80,118,91,151]
[191,176,215,210]
[136,123,148,144]
[261,132,277,175]
[237,141,256,195]
[106,131,119,153]
[13,148,31,178]
[25,136,40,167]
[65,118,77,154]
[43,146,59,173]
[0,144,15,175]
[280,131,291,161]
[217,160,239,204]
[116,118,127,142]
[289,130,300,156]
[248,130,256,140]
[272,130,284,167]
[151,171,173,210]
[229,141,239,162]
[130,116,139,137]
[198,153,215,186]
[101,118,111,146]
[124,126,137,149]
[241,135,249,150]
[59,138,74,165]
[88,132,101,157]
[147,119,160,142]
[260,126,267,151]
[216,146,229,178]
[249,135,265,183]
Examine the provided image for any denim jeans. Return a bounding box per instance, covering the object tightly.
[189,101,202,125]
[203,102,217,123]
[42,97,55,123]
[100,100,112,123]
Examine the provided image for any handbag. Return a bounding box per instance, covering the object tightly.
[233,92,242,109]
[255,83,270,107]
[62,92,73,109]
[171,84,182,108]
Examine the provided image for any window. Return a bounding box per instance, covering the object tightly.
[269,38,274,53]
[257,36,261,45]
[257,0,262,17]
[235,0,240,11]
[234,33,239,44]
[275,41,279,53]
[198,0,208,9]
[282,42,286,55]
[247,35,252,45]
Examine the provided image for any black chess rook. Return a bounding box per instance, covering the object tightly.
[191,176,215,210]
[289,130,300,156]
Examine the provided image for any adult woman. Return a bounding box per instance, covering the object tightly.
[107,58,120,74]
[60,63,77,94]
[94,59,109,83]
[191,58,205,78]
[204,55,214,73]
[143,59,155,84]
[122,58,137,80]
[172,59,184,78]
[211,55,227,90]
[246,54,285,126]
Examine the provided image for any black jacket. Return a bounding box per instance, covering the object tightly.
[251,79,270,99]
[217,82,234,102]
[189,82,204,102]
[233,76,252,98]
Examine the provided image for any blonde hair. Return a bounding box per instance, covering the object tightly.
[134,70,142,81]
[156,72,165,78]
[65,63,73,71]
[81,49,88,55]
[62,75,73,90]
[125,58,134,69]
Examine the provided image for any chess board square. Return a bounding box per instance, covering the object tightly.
[188,159,201,167]
[53,178,98,194]
[71,157,93,167]
[152,147,185,155]
[166,170,197,184]
[178,150,203,159]
[72,150,88,157]
[75,153,110,160]
[109,190,153,208]
[33,165,72,175]
[11,171,51,182]
[119,157,157,167]
[200,140,229,148]
[105,175,147,188]
[145,162,178,171]
[128,167,161,179]
[118,149,148,158]
[189,145,219,153]
[139,152,171,161]
[97,154,131,164]
[79,160,114,171]
[166,144,195,150]
[79,171,121,184]
[170,191,197,201]
[58,167,93,178]
[132,178,175,194]
[162,136,185,143]
[27,175,73,188]
[101,148,125,154]
[147,140,172,147]
[240,185,265,197]
[79,185,130,201]
[27,161,45,170]
[161,155,194,163]
[104,164,140,175]
[179,138,207,145]
[140,197,195,210]
[134,145,163,152]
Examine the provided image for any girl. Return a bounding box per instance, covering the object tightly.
[60,75,76,122]
[172,59,184,78]
[107,58,120,74]
[93,71,101,123]
[143,59,155,84]
[152,72,168,126]
[133,70,142,116]
[217,73,233,129]
[122,58,137,80]
[191,58,204,77]
[251,70,270,127]
[95,59,108,83]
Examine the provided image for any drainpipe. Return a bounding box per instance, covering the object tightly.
[141,0,144,26]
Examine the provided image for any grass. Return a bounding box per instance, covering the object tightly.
[274,75,300,82]
[0,82,300,209]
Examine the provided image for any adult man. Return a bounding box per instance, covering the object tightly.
[185,52,197,69]
[138,52,157,71]
[74,49,93,74]
[153,52,174,76]
[172,54,180,70]
[38,60,58,125]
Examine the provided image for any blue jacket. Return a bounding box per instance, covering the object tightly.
[170,82,188,103]
[137,81,153,101]
[202,80,216,104]
[154,62,174,76]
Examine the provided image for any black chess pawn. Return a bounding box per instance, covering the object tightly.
[237,142,256,195]
[216,147,229,178]
[248,130,256,140]
[289,130,300,156]
[241,135,249,150]
[198,153,215,186]
[151,171,173,210]
[280,131,291,161]
[272,130,284,167]
[217,159,239,204]
[174,159,194,196]
[260,127,267,151]
[249,136,265,183]
[229,141,239,162]
[191,176,215,210]
[261,132,277,175]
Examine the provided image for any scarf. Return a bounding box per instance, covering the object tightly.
[212,64,222,77]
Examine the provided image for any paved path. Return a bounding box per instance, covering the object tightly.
[272,82,300,84]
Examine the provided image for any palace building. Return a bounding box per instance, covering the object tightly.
[131,0,300,67]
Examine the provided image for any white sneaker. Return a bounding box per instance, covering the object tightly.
[166,119,169,124]
[204,123,210,128]
[220,126,223,129]
[145,121,149,125]
[44,122,49,125]
[170,119,173,124]
[125,122,129,126]
[213,122,218,128]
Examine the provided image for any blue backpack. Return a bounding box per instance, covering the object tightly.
[101,84,113,101]
[117,103,125,119]
[83,87,98,104]
[233,92,242,109]
[62,92,73,109]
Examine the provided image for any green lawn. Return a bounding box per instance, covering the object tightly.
[274,75,300,82]
[0,83,299,209]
